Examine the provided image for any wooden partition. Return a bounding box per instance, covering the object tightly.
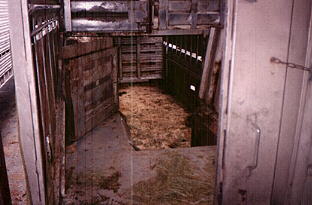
[63,38,118,142]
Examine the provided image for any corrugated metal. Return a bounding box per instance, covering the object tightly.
[0,0,12,88]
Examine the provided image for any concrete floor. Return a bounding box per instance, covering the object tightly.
[65,113,216,205]
[0,79,28,204]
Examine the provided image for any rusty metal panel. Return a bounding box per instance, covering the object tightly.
[157,0,220,30]
[68,0,150,32]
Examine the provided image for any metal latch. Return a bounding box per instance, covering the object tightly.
[270,57,312,72]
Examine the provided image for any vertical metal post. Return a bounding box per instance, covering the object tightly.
[64,0,72,31]
[7,0,46,204]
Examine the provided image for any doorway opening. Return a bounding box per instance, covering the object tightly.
[63,31,221,204]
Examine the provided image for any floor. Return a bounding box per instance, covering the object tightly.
[65,113,216,205]
[119,85,192,150]
[0,79,28,204]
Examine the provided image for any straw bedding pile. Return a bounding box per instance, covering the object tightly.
[119,85,192,150]
[129,151,215,205]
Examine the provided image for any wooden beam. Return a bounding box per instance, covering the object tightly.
[199,27,216,99]
[7,0,46,204]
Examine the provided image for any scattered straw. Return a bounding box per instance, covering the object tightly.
[129,152,214,205]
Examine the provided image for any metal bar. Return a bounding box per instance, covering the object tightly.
[28,4,60,16]
[64,0,72,31]
[71,1,128,13]
[31,19,58,37]
[7,0,46,204]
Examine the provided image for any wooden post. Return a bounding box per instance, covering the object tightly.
[137,39,141,79]
[198,27,216,99]
[7,0,46,204]
[0,133,11,205]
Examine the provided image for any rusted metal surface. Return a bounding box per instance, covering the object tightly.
[67,0,149,32]
[8,0,64,203]
[115,36,164,83]
[65,0,221,34]
[31,12,65,203]
[157,0,220,30]
[63,37,118,142]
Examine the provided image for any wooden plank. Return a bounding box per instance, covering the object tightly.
[66,42,118,139]
[159,0,168,29]
[199,28,215,99]
[120,75,162,83]
[191,0,198,29]
[137,42,141,79]
[168,13,191,26]
[62,38,113,59]
[7,0,46,204]
[197,13,219,25]
[168,1,191,12]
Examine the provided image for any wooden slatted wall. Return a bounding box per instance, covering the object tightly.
[63,38,118,142]
[115,36,164,83]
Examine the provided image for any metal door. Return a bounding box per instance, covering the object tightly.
[217,0,312,204]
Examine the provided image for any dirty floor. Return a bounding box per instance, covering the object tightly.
[65,113,216,205]
[119,85,192,150]
[0,79,28,204]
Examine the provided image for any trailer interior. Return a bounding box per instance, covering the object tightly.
[1,0,312,204]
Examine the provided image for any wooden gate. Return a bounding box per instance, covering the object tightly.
[63,38,118,141]
[115,36,163,83]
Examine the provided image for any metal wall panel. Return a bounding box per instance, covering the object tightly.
[217,0,312,204]
[0,0,12,88]
[66,0,150,32]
